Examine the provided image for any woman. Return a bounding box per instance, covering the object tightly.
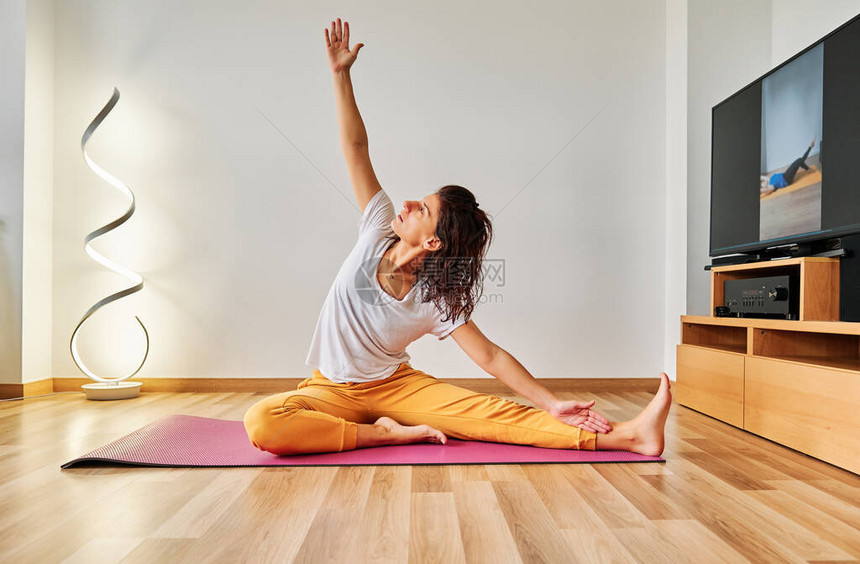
[243,18,671,457]
[761,136,817,196]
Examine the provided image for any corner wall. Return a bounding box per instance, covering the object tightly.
[0,1,26,385]
[22,0,55,385]
[664,0,688,378]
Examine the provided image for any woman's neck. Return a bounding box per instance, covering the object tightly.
[385,239,427,278]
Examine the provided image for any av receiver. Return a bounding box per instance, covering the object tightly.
[719,275,799,319]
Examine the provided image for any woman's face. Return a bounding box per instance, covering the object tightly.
[391,193,442,251]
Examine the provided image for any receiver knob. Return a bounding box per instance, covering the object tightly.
[768,287,788,301]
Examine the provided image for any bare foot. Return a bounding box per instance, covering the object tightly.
[374,416,447,446]
[630,372,672,455]
[596,373,671,456]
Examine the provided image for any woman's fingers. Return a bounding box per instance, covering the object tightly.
[324,28,331,47]
[577,409,610,433]
[589,408,610,425]
[555,404,612,432]
[589,413,612,433]
[560,414,582,426]
[327,18,350,46]
[580,419,611,434]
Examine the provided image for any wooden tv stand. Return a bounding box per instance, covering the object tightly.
[677,256,859,474]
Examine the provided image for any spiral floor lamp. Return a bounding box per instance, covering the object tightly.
[70,88,149,401]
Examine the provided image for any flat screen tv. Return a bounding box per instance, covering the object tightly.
[710,12,860,260]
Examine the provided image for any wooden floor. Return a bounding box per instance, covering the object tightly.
[1,385,858,563]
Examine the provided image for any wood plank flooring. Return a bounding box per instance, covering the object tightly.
[0,385,857,563]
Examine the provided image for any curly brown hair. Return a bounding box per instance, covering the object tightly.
[414,185,494,323]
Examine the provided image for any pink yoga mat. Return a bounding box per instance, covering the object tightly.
[61,414,664,469]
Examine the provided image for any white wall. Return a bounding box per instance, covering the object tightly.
[50,0,671,381]
[17,0,855,385]
[22,0,55,385]
[0,0,26,385]
[772,1,860,65]
[665,0,688,380]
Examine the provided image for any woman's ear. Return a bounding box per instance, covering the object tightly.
[424,237,442,252]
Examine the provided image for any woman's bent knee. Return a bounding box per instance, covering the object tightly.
[244,398,328,455]
[242,393,360,456]
[243,397,290,453]
[243,400,267,451]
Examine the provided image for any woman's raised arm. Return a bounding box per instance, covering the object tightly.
[326,18,367,146]
[325,17,381,213]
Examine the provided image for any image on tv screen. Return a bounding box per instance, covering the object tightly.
[759,43,824,242]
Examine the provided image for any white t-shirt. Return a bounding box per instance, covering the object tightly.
[305,189,467,383]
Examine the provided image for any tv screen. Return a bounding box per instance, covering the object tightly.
[710,13,860,258]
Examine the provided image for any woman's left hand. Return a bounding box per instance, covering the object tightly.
[325,17,364,74]
[548,400,612,434]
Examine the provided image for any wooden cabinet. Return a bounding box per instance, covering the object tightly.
[676,346,744,428]
[679,257,860,474]
[709,256,839,321]
[745,357,859,473]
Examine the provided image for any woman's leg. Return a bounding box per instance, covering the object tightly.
[592,373,671,455]
[783,143,813,184]
[243,372,370,455]
[356,416,447,448]
[244,365,671,455]
[366,365,671,455]
[783,158,803,185]
[243,369,447,455]
[365,365,598,450]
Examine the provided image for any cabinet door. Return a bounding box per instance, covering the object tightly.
[676,345,744,427]
[745,357,860,474]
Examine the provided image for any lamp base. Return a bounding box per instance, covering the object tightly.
[83,381,142,401]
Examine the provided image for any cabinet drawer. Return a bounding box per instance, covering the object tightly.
[745,357,860,474]
[676,345,744,427]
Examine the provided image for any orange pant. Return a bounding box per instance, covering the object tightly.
[243,363,597,455]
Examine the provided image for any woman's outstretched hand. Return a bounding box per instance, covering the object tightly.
[325,17,364,74]
[549,399,612,434]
